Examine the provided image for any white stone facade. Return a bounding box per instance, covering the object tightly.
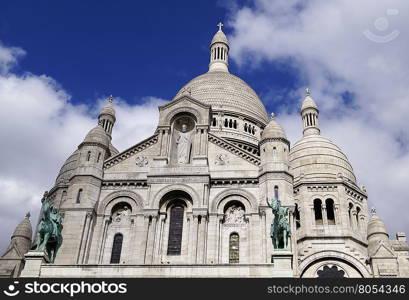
[4,25,409,278]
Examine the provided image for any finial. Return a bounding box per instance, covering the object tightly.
[371,207,377,216]
[108,95,113,103]
[217,22,224,31]
[25,212,31,219]
[270,112,275,119]
[305,88,311,96]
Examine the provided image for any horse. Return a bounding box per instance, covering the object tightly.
[269,198,291,249]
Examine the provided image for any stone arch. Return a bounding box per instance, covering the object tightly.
[151,184,200,209]
[299,250,371,278]
[158,190,193,213]
[164,106,202,125]
[212,188,258,214]
[98,190,144,215]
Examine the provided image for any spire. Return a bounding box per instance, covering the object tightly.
[301,88,320,136]
[98,95,116,136]
[209,22,229,73]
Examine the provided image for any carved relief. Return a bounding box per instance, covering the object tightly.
[112,205,130,224]
[224,205,245,224]
[215,153,229,165]
[135,156,148,167]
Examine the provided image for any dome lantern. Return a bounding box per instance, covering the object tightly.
[209,22,229,73]
[301,88,320,136]
[98,95,116,136]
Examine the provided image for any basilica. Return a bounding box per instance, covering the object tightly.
[1,24,409,278]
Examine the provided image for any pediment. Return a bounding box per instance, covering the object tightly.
[372,242,396,258]
[158,94,211,126]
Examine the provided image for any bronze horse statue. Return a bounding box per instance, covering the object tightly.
[32,191,64,262]
[267,195,291,250]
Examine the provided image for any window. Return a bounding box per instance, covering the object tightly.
[86,151,91,161]
[356,206,361,228]
[212,118,216,126]
[314,199,323,225]
[317,265,345,278]
[295,204,301,229]
[274,185,279,200]
[326,199,335,225]
[224,119,228,127]
[97,152,101,163]
[76,189,83,204]
[233,120,237,129]
[244,123,248,132]
[229,119,232,128]
[229,233,239,263]
[167,205,184,255]
[110,233,123,264]
[348,203,353,227]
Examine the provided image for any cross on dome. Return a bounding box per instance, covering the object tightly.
[217,22,223,31]
[305,88,311,96]
[108,95,113,103]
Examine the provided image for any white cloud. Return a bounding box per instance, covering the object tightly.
[228,0,409,235]
[0,42,166,253]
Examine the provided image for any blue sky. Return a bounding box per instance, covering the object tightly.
[0,0,297,111]
[0,0,408,251]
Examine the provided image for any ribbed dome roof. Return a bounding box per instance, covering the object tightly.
[301,95,318,111]
[261,115,287,139]
[56,150,79,184]
[211,30,229,45]
[367,209,389,240]
[12,214,32,240]
[289,135,356,184]
[100,102,115,117]
[174,71,269,124]
[84,125,110,146]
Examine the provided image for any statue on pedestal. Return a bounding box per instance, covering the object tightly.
[32,191,64,262]
[266,193,291,250]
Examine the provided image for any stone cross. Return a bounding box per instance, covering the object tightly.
[305,88,311,96]
[108,95,113,103]
[217,22,223,31]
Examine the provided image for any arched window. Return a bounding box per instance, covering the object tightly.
[252,126,255,134]
[244,123,248,132]
[348,203,353,227]
[274,185,279,200]
[167,204,184,255]
[212,117,216,126]
[294,204,301,229]
[233,120,237,129]
[224,119,228,127]
[326,199,335,225]
[97,152,101,163]
[110,233,123,264]
[229,233,239,263]
[356,206,361,228]
[76,189,83,204]
[229,119,232,128]
[86,151,91,161]
[314,199,323,225]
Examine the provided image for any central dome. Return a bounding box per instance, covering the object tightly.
[173,71,269,124]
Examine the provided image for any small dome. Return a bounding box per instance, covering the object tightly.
[301,95,318,111]
[100,102,115,117]
[211,29,229,46]
[83,125,110,147]
[289,135,356,184]
[367,209,389,240]
[12,213,32,240]
[261,115,287,139]
[56,150,79,184]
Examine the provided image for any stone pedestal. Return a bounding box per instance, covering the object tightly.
[271,251,294,277]
[20,251,49,278]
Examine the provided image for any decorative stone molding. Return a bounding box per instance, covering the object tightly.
[208,133,260,166]
[135,156,149,167]
[211,178,259,187]
[98,190,144,215]
[101,181,148,190]
[212,188,258,213]
[103,135,158,170]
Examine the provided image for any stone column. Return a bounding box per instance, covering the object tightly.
[153,213,166,263]
[351,210,358,231]
[206,214,218,263]
[260,210,267,263]
[144,215,158,264]
[79,211,93,264]
[197,214,208,263]
[189,215,199,263]
[88,215,107,264]
[322,205,328,226]
[98,217,110,264]
[249,213,262,264]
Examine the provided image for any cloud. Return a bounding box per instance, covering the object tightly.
[227,0,409,235]
[0,42,166,253]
